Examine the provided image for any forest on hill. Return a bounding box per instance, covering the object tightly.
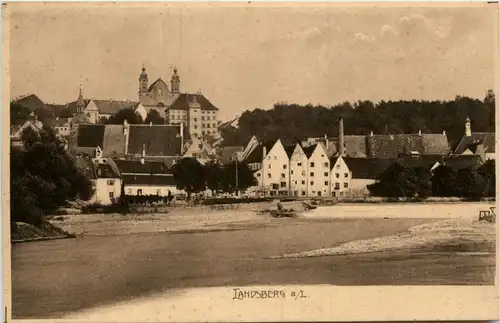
[220,90,496,150]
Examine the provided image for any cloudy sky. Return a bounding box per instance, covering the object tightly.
[8,3,498,121]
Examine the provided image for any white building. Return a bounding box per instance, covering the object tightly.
[330,156,352,198]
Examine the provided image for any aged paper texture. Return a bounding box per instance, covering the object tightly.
[2,2,499,322]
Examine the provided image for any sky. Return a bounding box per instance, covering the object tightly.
[7,3,499,121]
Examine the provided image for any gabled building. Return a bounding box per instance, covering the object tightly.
[330,155,352,198]
[10,117,44,148]
[289,143,309,197]
[454,117,495,161]
[136,66,219,139]
[305,143,331,197]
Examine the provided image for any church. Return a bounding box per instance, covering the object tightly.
[135,66,220,139]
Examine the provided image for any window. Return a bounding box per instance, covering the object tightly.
[333,192,336,197]
[194,118,198,122]
[340,192,343,197]
[302,191,306,196]
[109,192,114,198]
[310,172,314,177]
[202,131,205,135]
[344,183,348,188]
[257,173,261,177]
[280,182,286,188]
[107,180,115,185]
[272,184,279,190]
[281,173,286,179]
[302,171,306,176]
[336,173,339,178]
[202,116,205,120]
[268,173,271,178]
[194,125,198,129]
[310,162,315,167]
[301,180,305,185]
[324,172,328,177]
[291,170,294,175]
[310,181,314,185]
[324,162,329,167]
[295,180,298,184]
[324,181,329,186]
[344,173,349,178]
[137,189,143,196]
[297,162,302,166]
[321,154,324,157]
[268,164,271,169]
[283,164,287,169]
[335,183,340,190]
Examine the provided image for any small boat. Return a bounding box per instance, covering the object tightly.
[301,201,317,210]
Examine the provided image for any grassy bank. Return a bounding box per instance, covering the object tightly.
[11,221,75,243]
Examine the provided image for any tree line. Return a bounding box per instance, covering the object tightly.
[368,159,495,199]
[221,90,496,149]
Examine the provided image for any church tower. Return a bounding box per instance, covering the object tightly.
[171,68,180,94]
[139,65,149,96]
[465,116,472,137]
[76,86,85,113]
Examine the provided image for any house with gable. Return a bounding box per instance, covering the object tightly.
[454,117,495,161]
[289,143,309,197]
[10,116,44,148]
[330,155,352,198]
[305,143,331,197]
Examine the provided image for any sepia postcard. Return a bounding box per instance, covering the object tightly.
[2,1,499,322]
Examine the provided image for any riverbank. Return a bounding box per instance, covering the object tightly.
[11,221,74,243]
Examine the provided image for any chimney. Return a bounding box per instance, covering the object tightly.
[418,129,422,136]
[124,119,130,155]
[338,117,345,157]
[263,146,267,162]
[324,134,328,149]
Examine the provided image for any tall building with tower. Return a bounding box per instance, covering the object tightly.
[136,66,219,139]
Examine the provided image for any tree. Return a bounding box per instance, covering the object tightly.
[431,165,458,197]
[221,161,257,194]
[478,159,495,197]
[204,161,224,194]
[11,127,92,225]
[171,157,206,199]
[455,168,486,199]
[144,109,165,125]
[33,107,53,122]
[413,167,432,198]
[10,102,31,126]
[105,108,143,125]
[367,162,419,197]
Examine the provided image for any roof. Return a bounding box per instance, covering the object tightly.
[147,78,169,93]
[368,133,449,158]
[441,155,483,170]
[95,163,121,178]
[454,133,495,154]
[102,125,126,157]
[12,94,45,111]
[396,154,444,169]
[302,144,317,158]
[75,156,96,179]
[216,146,243,164]
[127,125,182,157]
[93,100,138,115]
[245,140,276,163]
[123,174,177,186]
[169,93,219,111]
[344,157,396,179]
[76,124,105,148]
[135,156,182,168]
[114,159,172,175]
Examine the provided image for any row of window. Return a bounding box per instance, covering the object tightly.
[201,116,215,121]
[259,171,349,178]
[271,182,349,189]
[201,123,216,128]
[201,130,217,135]
[269,161,338,169]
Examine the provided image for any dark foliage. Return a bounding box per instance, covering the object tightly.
[144,109,165,125]
[11,127,92,225]
[221,91,495,149]
[171,157,206,199]
[104,108,143,125]
[431,165,458,197]
[478,159,495,197]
